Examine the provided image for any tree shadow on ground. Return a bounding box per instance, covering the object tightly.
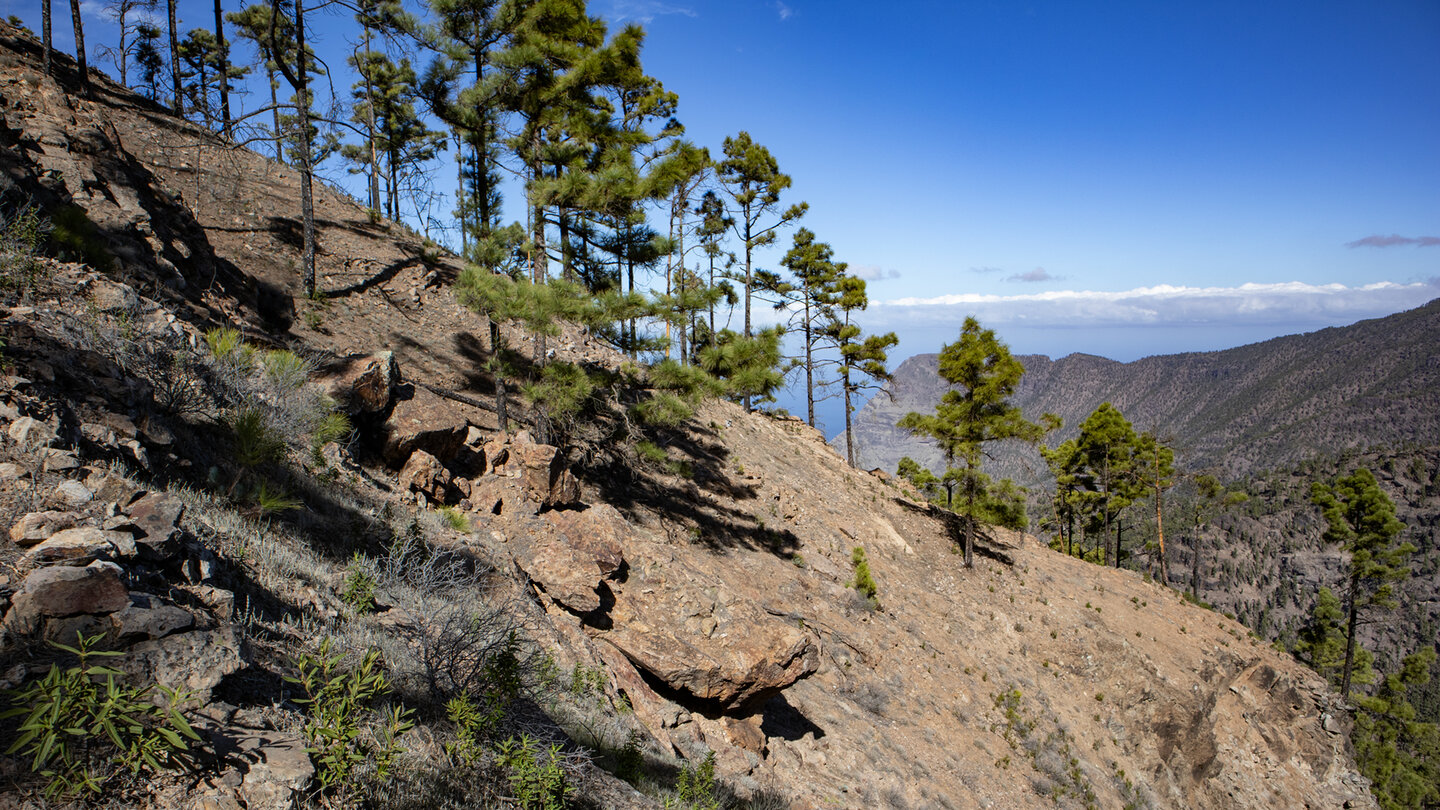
[585,418,799,558]
[893,498,1015,566]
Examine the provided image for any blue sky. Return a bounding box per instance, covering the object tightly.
[11,0,1440,431]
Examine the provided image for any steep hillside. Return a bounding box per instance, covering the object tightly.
[845,301,1440,481]
[0,24,1378,810]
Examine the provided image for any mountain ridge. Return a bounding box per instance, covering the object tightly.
[843,297,1440,481]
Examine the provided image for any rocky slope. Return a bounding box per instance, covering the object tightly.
[0,23,1379,809]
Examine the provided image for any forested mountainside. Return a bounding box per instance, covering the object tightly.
[0,20,1383,810]
[844,298,1440,482]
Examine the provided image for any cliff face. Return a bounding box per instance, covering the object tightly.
[0,24,1378,809]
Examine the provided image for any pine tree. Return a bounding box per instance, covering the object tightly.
[267,0,322,296]
[98,0,155,88]
[345,55,443,222]
[1075,402,1142,568]
[178,27,248,130]
[716,132,807,365]
[1042,437,1089,558]
[827,273,896,467]
[1135,430,1176,583]
[167,0,181,112]
[694,189,733,339]
[1311,467,1413,697]
[1351,647,1440,810]
[423,0,507,255]
[897,456,943,504]
[696,327,788,406]
[897,317,1043,568]
[133,23,165,101]
[42,0,53,77]
[764,227,842,428]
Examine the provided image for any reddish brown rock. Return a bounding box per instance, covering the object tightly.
[26,527,135,565]
[512,433,582,508]
[543,504,627,577]
[9,510,78,545]
[605,585,818,713]
[381,385,469,465]
[315,351,398,416]
[398,449,452,503]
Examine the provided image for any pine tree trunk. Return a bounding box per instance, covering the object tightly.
[842,367,855,467]
[117,7,129,87]
[214,0,232,137]
[804,304,814,427]
[1155,482,1169,585]
[68,0,88,93]
[964,471,976,568]
[490,318,508,433]
[268,67,282,162]
[42,0,52,76]
[290,0,316,297]
[362,23,380,215]
[168,0,181,113]
[1341,579,1359,696]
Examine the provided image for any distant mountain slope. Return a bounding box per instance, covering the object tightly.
[844,298,1440,480]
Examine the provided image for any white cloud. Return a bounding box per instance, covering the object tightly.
[1007,267,1059,283]
[600,0,696,24]
[775,1,793,20]
[851,264,900,281]
[873,280,1440,329]
[79,0,107,22]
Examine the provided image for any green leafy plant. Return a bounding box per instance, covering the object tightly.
[614,730,644,784]
[849,545,879,609]
[286,641,412,794]
[0,200,52,303]
[1,633,199,800]
[261,349,312,395]
[665,751,720,810]
[496,734,573,810]
[309,412,351,465]
[342,553,379,614]
[439,506,471,532]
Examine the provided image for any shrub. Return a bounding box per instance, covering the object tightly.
[850,545,879,608]
[635,440,668,466]
[343,553,379,614]
[665,751,720,810]
[286,641,414,794]
[0,200,51,302]
[495,734,573,810]
[1,632,200,800]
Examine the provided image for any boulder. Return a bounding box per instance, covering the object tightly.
[126,491,185,557]
[11,563,130,619]
[543,504,627,577]
[26,527,135,565]
[46,479,93,508]
[111,594,195,641]
[603,557,819,713]
[511,433,582,508]
[7,415,58,448]
[201,727,314,810]
[115,625,246,703]
[398,449,452,503]
[381,384,469,466]
[9,510,78,545]
[316,351,398,417]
